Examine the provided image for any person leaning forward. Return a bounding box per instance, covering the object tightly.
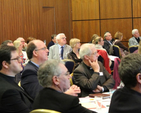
[73,43,115,97]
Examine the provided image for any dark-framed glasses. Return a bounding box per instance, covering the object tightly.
[11,56,21,61]
[35,47,47,51]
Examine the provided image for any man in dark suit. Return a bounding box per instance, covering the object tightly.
[0,45,33,113]
[109,54,141,113]
[73,43,115,97]
[103,31,114,54]
[33,59,95,113]
[21,39,49,99]
[47,34,56,49]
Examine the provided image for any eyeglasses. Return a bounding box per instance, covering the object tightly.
[35,47,47,51]
[11,56,21,62]
[61,37,66,40]
[90,51,98,56]
[64,72,70,76]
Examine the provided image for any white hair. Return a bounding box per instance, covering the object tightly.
[132,29,138,35]
[104,32,110,38]
[56,33,66,43]
[79,43,95,60]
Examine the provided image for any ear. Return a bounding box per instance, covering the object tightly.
[33,50,38,57]
[2,61,9,69]
[136,73,141,84]
[52,76,59,85]
[84,55,89,60]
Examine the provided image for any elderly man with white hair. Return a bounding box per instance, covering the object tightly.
[73,43,115,97]
[129,29,141,47]
[48,33,72,60]
[103,31,114,54]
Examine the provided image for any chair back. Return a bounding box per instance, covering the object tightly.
[30,109,60,113]
[129,45,138,53]
[113,45,121,58]
[113,58,121,89]
[62,59,75,74]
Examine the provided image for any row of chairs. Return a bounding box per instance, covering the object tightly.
[111,45,138,58]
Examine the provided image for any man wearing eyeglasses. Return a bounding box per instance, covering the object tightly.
[21,39,49,99]
[0,45,33,113]
[73,43,115,97]
[33,59,96,113]
[48,33,72,60]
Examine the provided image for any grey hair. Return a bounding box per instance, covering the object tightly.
[104,32,110,38]
[37,59,64,87]
[132,29,138,35]
[56,33,66,43]
[79,43,95,60]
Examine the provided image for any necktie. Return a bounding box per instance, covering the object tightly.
[61,46,64,59]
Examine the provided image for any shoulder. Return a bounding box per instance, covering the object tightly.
[129,37,135,41]
[74,63,86,73]
[65,44,71,49]
[49,44,58,49]
[24,62,37,70]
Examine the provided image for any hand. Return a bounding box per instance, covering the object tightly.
[64,85,81,96]
[23,43,27,48]
[88,60,100,72]
[93,85,103,93]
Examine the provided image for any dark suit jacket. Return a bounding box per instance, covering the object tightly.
[47,41,54,49]
[21,61,43,99]
[73,62,115,97]
[103,39,114,54]
[33,88,96,113]
[0,72,33,113]
[109,87,141,113]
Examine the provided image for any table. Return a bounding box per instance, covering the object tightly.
[79,93,111,113]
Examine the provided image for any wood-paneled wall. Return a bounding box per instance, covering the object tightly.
[0,0,71,45]
[71,0,141,47]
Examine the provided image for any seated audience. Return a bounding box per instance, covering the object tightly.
[21,39,81,99]
[21,40,49,99]
[114,31,128,57]
[109,53,141,113]
[0,45,33,113]
[1,40,14,46]
[129,29,141,47]
[33,59,96,113]
[67,38,82,68]
[93,36,112,72]
[103,31,114,54]
[73,43,115,97]
[49,33,72,60]
[47,34,56,49]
